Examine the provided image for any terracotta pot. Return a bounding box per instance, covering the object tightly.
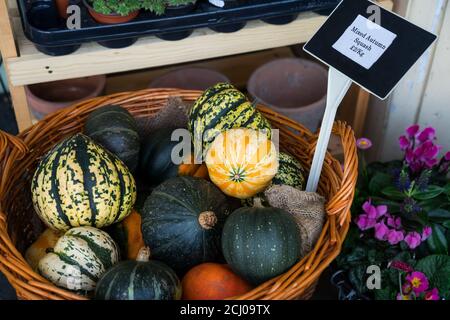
[55,0,69,19]
[149,67,230,91]
[247,58,328,132]
[25,75,106,119]
[83,0,139,24]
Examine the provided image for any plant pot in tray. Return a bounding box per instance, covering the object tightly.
[155,1,198,41]
[83,0,140,48]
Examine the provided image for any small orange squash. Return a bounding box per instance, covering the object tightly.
[25,228,63,270]
[178,153,209,180]
[205,128,278,199]
[182,263,252,300]
[106,210,145,260]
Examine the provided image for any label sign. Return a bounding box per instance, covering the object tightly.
[304,0,437,99]
[332,14,397,69]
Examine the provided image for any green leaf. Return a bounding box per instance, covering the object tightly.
[381,186,406,200]
[415,255,450,299]
[414,185,444,200]
[419,196,447,212]
[442,221,450,229]
[348,266,368,295]
[427,224,448,254]
[369,172,392,195]
[428,209,450,219]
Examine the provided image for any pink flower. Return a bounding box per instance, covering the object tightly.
[406,125,420,138]
[355,214,377,231]
[402,281,412,294]
[424,288,440,300]
[405,232,422,249]
[389,260,414,273]
[362,200,386,219]
[445,151,450,161]
[386,215,402,229]
[406,271,429,294]
[422,226,432,241]
[399,136,410,150]
[376,205,388,218]
[396,293,412,300]
[417,127,436,142]
[387,229,404,245]
[374,221,389,240]
[356,138,373,150]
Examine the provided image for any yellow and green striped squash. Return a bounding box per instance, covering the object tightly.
[38,226,120,292]
[188,83,272,159]
[31,133,136,231]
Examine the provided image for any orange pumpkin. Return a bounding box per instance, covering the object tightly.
[107,210,145,260]
[182,263,252,300]
[205,128,278,199]
[178,153,209,180]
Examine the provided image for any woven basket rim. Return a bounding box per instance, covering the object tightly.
[0,88,358,300]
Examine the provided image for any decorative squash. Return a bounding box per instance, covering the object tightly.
[25,228,63,270]
[139,128,208,186]
[272,152,305,188]
[106,209,145,260]
[221,204,301,285]
[205,128,278,199]
[95,247,181,300]
[84,105,140,172]
[38,226,120,292]
[141,176,232,274]
[31,133,136,231]
[188,83,272,158]
[182,263,252,300]
[243,152,305,206]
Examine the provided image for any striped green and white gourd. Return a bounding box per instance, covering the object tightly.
[31,133,136,231]
[188,83,272,158]
[38,226,120,292]
[243,152,305,206]
[95,247,182,300]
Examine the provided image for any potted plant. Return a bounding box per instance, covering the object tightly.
[83,0,141,24]
[141,0,197,16]
[334,126,450,300]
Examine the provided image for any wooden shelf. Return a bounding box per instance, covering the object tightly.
[8,11,328,86]
[1,0,393,131]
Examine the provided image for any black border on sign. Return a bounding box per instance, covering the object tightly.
[303,0,437,100]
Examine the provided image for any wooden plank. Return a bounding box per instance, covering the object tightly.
[375,0,447,161]
[0,0,33,132]
[7,12,326,86]
[416,2,450,149]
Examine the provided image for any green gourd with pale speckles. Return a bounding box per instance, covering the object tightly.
[95,247,181,300]
[188,83,272,158]
[221,205,301,285]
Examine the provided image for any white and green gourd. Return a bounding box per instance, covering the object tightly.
[38,226,120,292]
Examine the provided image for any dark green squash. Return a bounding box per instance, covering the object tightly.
[141,176,232,274]
[221,204,301,285]
[139,128,208,186]
[84,105,140,172]
[95,247,181,300]
[0,270,17,300]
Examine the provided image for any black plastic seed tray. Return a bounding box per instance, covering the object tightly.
[18,0,340,56]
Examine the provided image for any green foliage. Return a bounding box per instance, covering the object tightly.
[90,0,197,16]
[90,0,141,16]
[415,255,450,299]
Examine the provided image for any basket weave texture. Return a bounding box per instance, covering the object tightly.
[0,89,358,300]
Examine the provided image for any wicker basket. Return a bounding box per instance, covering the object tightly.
[0,88,357,300]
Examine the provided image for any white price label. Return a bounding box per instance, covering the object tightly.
[332,15,397,69]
